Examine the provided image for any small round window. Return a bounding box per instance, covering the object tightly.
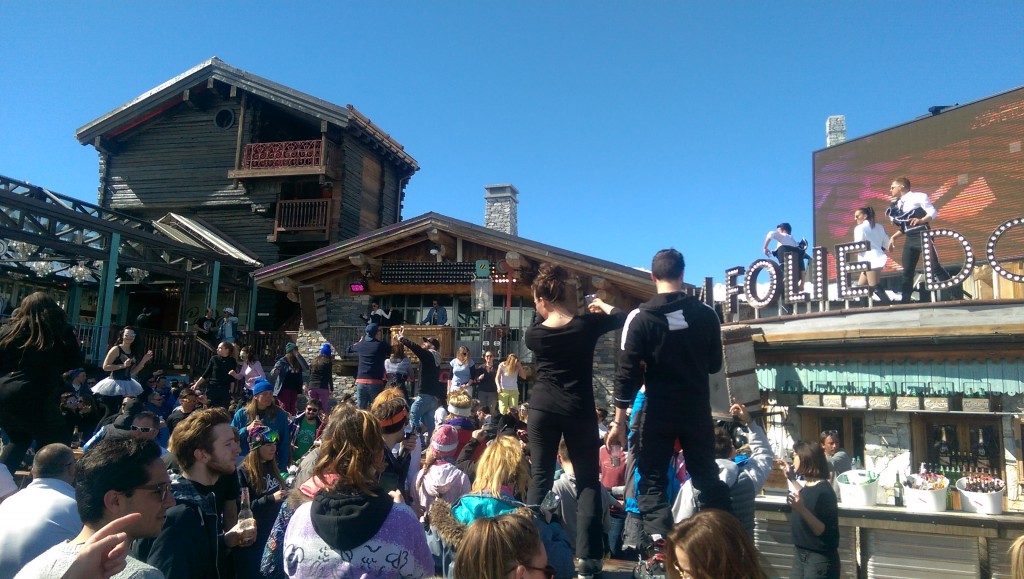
[214,108,235,130]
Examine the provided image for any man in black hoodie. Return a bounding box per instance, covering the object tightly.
[608,248,732,576]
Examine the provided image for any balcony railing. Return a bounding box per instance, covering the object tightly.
[272,198,331,241]
[228,139,340,179]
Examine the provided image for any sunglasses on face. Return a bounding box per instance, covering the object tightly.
[124,333,136,337]
[305,408,318,414]
[134,481,171,501]
[131,425,156,433]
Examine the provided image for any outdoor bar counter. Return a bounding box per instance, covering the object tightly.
[754,495,1024,578]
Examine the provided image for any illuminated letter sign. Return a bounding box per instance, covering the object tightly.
[835,241,871,300]
[987,217,1024,283]
[743,259,780,309]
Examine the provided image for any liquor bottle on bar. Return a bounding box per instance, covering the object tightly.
[893,472,904,507]
[974,429,990,469]
[938,427,952,467]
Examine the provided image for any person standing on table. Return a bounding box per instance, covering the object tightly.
[347,323,391,409]
[397,329,443,442]
[0,293,85,472]
[853,206,892,305]
[885,176,963,303]
[524,263,626,579]
[473,351,500,411]
[608,248,733,578]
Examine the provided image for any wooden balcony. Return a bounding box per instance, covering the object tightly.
[228,139,340,179]
[272,198,331,241]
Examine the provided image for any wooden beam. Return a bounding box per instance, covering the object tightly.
[229,85,237,98]
[183,89,197,110]
[206,77,224,98]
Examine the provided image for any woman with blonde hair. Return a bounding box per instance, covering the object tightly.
[230,377,290,472]
[664,509,767,579]
[453,512,554,579]
[282,408,432,578]
[429,435,573,578]
[1009,533,1024,579]
[450,345,475,394]
[497,353,526,416]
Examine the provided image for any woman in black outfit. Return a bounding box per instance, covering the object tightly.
[0,292,84,470]
[193,341,239,408]
[780,440,840,579]
[524,263,625,576]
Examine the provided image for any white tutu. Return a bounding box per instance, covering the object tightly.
[92,377,143,397]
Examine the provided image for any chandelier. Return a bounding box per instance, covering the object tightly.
[9,241,37,260]
[126,267,150,282]
[28,260,53,278]
[69,261,92,283]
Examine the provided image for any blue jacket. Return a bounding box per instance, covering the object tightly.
[231,405,291,472]
[421,306,448,325]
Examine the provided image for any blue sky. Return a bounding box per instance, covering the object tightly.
[2,2,1021,283]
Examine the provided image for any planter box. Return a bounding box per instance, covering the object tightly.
[868,395,894,410]
[923,397,951,411]
[802,394,822,407]
[961,397,992,413]
[896,396,921,411]
[845,395,869,409]
[822,394,844,408]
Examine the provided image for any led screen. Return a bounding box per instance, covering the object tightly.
[814,87,1024,280]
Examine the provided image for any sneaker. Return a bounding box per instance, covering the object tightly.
[575,558,603,579]
[632,537,666,579]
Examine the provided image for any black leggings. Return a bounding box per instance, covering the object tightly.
[527,407,604,560]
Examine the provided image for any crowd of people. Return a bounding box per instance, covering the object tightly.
[0,239,994,579]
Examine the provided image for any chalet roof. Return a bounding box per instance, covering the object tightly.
[75,57,418,174]
[253,212,657,299]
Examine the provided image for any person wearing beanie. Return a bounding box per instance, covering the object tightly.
[235,421,288,578]
[290,398,323,464]
[307,343,334,409]
[414,425,471,520]
[231,377,291,471]
[271,342,307,415]
[441,391,476,459]
[347,324,391,409]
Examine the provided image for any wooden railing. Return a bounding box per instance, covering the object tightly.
[273,198,331,240]
[96,326,297,375]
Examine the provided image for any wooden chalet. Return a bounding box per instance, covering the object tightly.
[75,57,418,330]
[252,195,672,403]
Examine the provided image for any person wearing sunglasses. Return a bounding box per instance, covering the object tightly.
[15,438,172,579]
[234,422,287,578]
[93,326,154,419]
[454,512,556,579]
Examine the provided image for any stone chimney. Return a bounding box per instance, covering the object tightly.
[826,115,846,147]
[484,184,519,236]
